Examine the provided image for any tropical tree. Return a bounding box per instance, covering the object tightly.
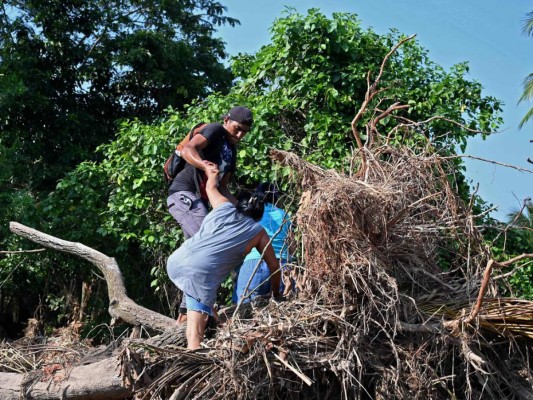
[1,9,504,336]
[0,0,238,336]
[518,11,533,128]
[231,9,502,198]
[0,0,237,192]
[508,200,533,241]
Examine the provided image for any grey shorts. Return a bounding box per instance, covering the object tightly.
[167,191,208,239]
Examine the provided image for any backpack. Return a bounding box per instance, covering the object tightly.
[163,122,207,183]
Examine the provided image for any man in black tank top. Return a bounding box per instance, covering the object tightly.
[166,106,253,322]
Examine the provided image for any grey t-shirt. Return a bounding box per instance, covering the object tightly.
[167,202,263,307]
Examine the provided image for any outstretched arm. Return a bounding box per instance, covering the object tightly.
[204,162,230,209]
[218,172,237,205]
[255,230,281,296]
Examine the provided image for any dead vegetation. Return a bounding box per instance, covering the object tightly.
[111,143,531,400]
[2,36,533,399]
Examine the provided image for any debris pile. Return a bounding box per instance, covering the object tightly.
[127,145,532,400]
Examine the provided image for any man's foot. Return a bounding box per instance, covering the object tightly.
[176,313,188,325]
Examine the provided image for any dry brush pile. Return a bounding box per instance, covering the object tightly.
[2,134,532,400]
[3,37,533,399]
[118,142,533,400]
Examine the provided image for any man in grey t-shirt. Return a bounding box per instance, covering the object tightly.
[167,163,281,349]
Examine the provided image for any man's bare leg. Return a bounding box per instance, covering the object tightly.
[186,310,209,349]
[176,313,187,325]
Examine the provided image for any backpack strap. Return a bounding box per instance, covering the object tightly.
[189,122,207,141]
[193,169,201,197]
[190,122,209,197]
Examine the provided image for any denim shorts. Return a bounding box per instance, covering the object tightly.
[185,294,212,316]
[232,259,290,304]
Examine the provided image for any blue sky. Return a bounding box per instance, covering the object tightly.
[216,0,533,221]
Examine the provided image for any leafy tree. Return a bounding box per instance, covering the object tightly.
[1,9,505,335]
[0,0,238,335]
[505,201,533,298]
[508,200,533,243]
[0,0,237,191]
[231,9,502,197]
[480,199,533,300]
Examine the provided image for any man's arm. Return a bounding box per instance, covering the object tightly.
[255,231,281,296]
[182,133,238,204]
[218,172,237,205]
[204,163,230,208]
[180,134,209,172]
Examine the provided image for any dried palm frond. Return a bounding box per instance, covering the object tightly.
[117,145,532,400]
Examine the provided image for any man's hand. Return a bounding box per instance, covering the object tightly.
[205,163,230,208]
[202,159,217,171]
[205,162,219,183]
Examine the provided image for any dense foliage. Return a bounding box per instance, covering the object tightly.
[0,0,237,336]
[0,0,237,191]
[2,8,530,339]
[499,201,533,298]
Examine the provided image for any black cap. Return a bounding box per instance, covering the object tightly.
[226,106,253,126]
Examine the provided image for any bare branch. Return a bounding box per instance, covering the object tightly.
[351,34,416,173]
[0,249,45,254]
[443,155,533,174]
[9,222,177,332]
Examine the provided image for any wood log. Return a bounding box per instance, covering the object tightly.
[9,222,176,332]
[8,222,254,336]
[0,358,132,400]
[5,222,255,400]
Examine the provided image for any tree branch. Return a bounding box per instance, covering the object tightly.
[9,222,177,332]
[351,34,416,174]
[465,253,533,324]
[0,249,46,254]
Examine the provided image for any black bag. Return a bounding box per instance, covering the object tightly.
[163,122,206,183]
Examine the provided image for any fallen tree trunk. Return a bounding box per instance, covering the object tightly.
[6,222,254,400]
[6,222,184,399]
[9,222,177,333]
[0,358,132,400]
